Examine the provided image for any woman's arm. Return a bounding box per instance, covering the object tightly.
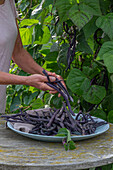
[0,71,56,91]
[12,20,65,96]
[12,20,43,75]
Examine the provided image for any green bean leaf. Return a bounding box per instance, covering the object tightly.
[56,128,76,151]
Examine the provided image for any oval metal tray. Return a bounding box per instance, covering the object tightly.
[7,116,109,142]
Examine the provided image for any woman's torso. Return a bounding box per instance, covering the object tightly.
[0,0,17,113]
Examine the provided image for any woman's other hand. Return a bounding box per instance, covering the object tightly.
[45,71,66,97]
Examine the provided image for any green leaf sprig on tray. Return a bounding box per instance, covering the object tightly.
[56,128,76,151]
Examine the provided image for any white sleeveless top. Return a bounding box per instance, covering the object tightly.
[0,0,18,113]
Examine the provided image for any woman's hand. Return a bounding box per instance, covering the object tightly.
[24,69,66,97]
[25,74,56,92]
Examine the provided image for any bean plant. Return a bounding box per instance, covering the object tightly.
[7,0,113,126]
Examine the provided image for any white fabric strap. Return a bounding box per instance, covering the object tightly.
[9,0,17,18]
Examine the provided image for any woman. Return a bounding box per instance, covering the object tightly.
[0,0,64,113]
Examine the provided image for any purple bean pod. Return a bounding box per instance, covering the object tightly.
[46,82,75,116]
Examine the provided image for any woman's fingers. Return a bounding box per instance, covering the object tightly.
[49,90,58,94]
[40,75,56,82]
[39,83,56,91]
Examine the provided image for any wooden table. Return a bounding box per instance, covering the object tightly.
[0,118,113,170]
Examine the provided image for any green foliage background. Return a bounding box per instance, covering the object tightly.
[6,0,113,126]
[5,0,113,168]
